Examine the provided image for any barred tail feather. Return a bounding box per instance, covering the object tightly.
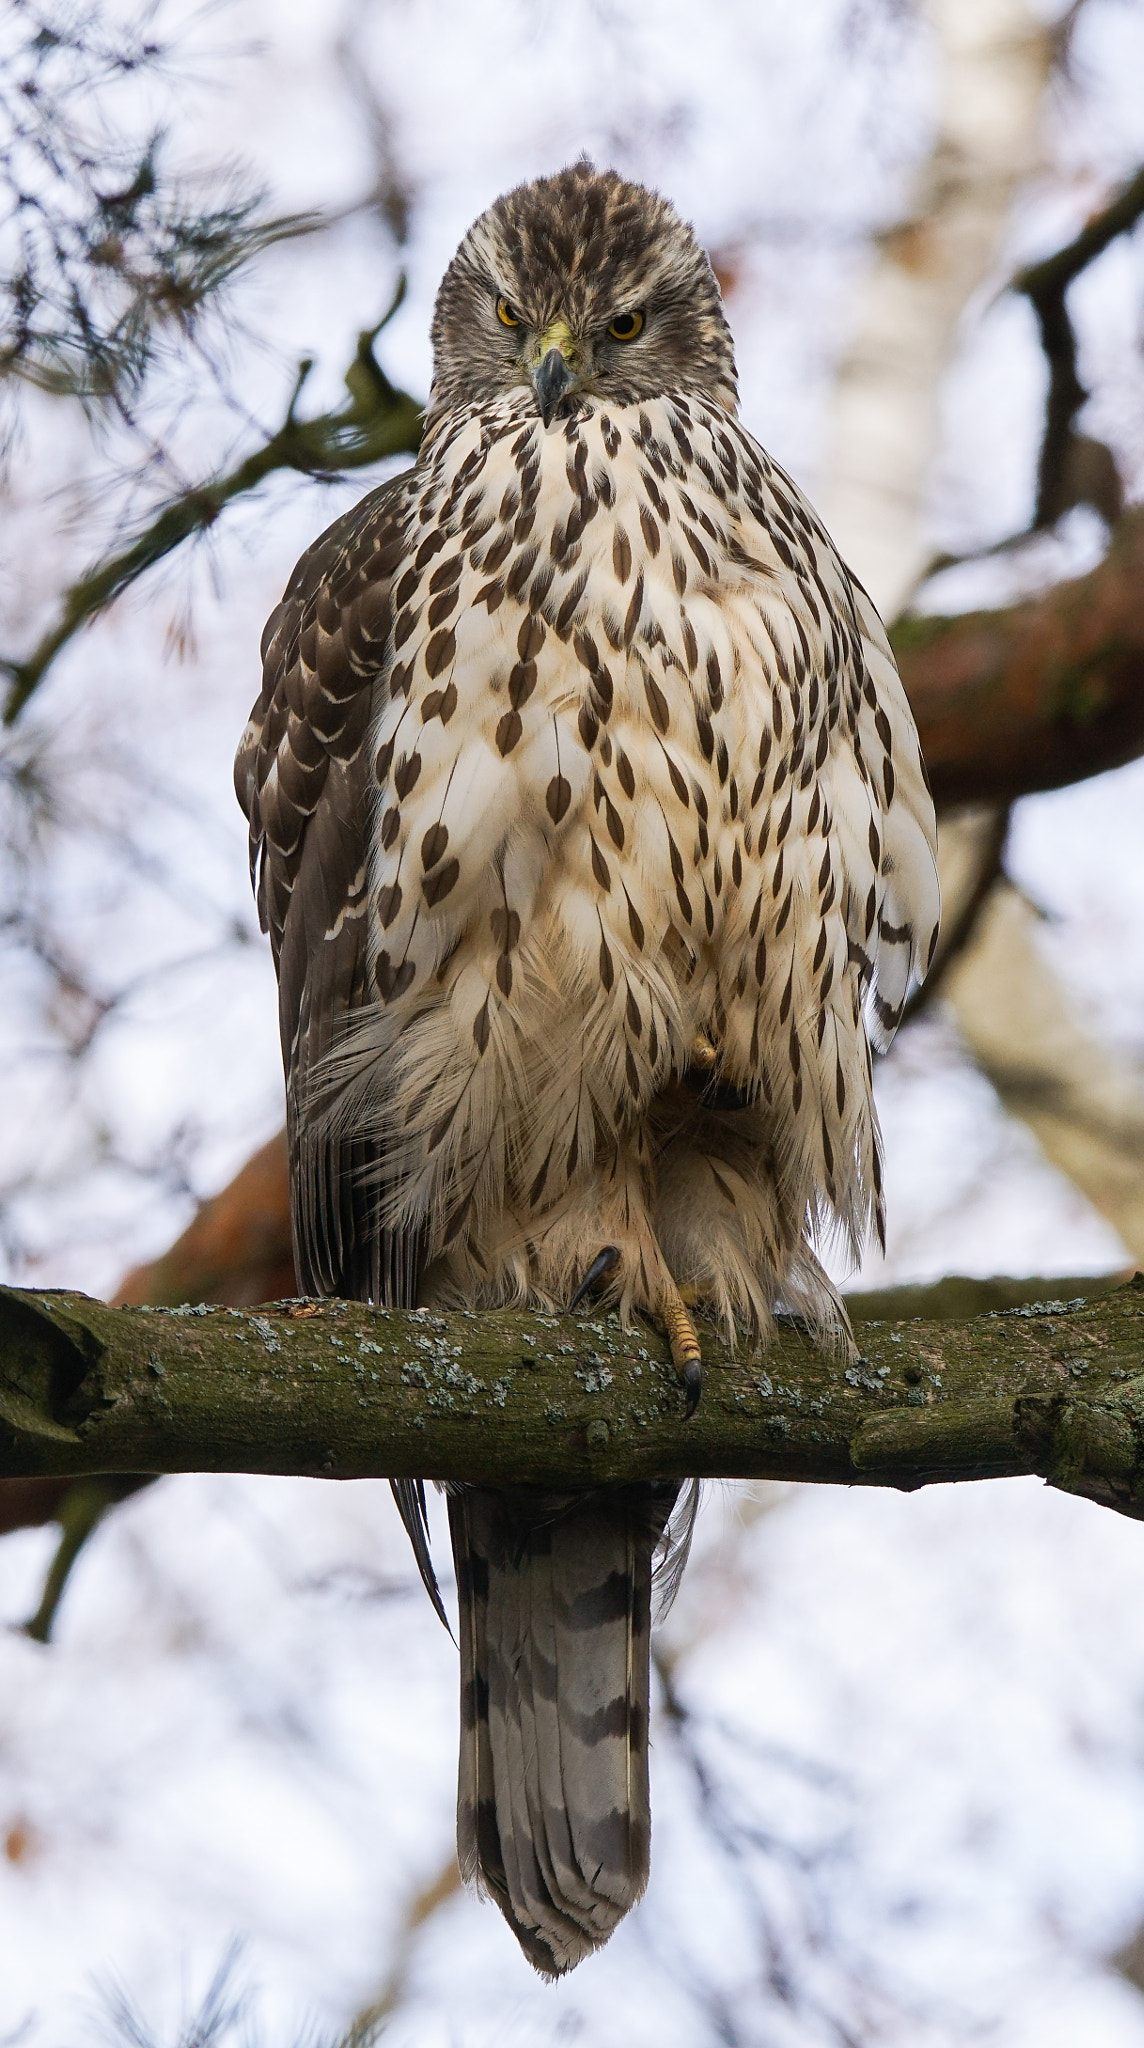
[448,1483,678,1975]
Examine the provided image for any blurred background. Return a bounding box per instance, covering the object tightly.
[4,0,1144,2039]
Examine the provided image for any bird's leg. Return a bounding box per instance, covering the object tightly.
[657,1275,703,1417]
[569,1244,621,1311]
[685,1028,752,1113]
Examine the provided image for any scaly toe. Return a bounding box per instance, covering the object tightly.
[660,1290,703,1415]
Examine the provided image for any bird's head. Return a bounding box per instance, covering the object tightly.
[428,163,738,429]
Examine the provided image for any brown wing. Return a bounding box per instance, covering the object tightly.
[235,469,419,1306]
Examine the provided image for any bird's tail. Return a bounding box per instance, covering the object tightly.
[448,1481,682,1975]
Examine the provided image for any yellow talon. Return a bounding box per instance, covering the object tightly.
[691,1031,717,1071]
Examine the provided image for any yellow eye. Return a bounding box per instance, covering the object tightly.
[608,309,644,341]
[496,295,522,327]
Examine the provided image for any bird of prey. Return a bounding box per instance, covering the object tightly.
[235,163,939,1976]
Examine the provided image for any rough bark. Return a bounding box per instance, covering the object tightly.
[4,1280,1144,1524]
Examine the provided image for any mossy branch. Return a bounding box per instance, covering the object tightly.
[4,1279,1144,1522]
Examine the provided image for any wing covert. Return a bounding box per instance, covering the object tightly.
[235,468,419,1303]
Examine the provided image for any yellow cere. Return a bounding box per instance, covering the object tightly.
[534,315,579,365]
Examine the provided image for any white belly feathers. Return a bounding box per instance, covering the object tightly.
[329,386,937,1264]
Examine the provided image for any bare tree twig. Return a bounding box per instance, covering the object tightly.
[1,287,422,723]
[909,162,1144,593]
[1012,162,1144,529]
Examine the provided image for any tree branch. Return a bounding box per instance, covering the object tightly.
[1,293,422,724]
[5,1280,1144,1522]
[19,1474,150,1642]
[1012,163,1144,529]
[891,506,1144,807]
[115,1130,296,1308]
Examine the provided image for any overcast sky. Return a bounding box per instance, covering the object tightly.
[4,3,1144,2042]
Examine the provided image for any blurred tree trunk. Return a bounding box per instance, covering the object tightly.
[819,0,1144,1269]
[817,0,1052,616]
[944,886,1144,1257]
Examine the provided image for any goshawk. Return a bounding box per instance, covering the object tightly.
[236,163,939,1976]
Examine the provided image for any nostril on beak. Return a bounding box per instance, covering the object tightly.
[532,347,575,425]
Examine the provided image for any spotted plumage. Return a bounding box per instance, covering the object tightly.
[236,163,939,1976]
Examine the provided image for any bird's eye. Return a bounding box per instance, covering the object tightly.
[607,310,644,341]
[496,296,522,328]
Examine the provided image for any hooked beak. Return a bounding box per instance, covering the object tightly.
[529,316,582,425]
[533,347,576,424]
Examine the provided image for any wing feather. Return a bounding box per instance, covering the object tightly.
[236,470,418,1302]
[237,471,448,1619]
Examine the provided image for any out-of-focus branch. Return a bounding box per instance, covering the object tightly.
[1,294,422,724]
[115,1131,296,1308]
[892,506,1144,808]
[6,1281,1144,1524]
[1012,164,1144,529]
[0,1474,75,1536]
[340,1857,462,2045]
[899,806,1010,1025]
[0,1135,297,1632]
[19,1474,149,1642]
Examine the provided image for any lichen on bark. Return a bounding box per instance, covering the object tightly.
[3,1279,1144,1522]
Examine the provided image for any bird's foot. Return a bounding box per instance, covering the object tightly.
[570,1250,702,1414]
[569,1245,621,1312]
[690,1030,717,1071]
[659,1281,703,1417]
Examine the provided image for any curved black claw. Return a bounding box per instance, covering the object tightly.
[569,1245,621,1311]
[681,1354,702,1418]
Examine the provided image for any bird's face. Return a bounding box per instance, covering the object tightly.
[428,165,738,429]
